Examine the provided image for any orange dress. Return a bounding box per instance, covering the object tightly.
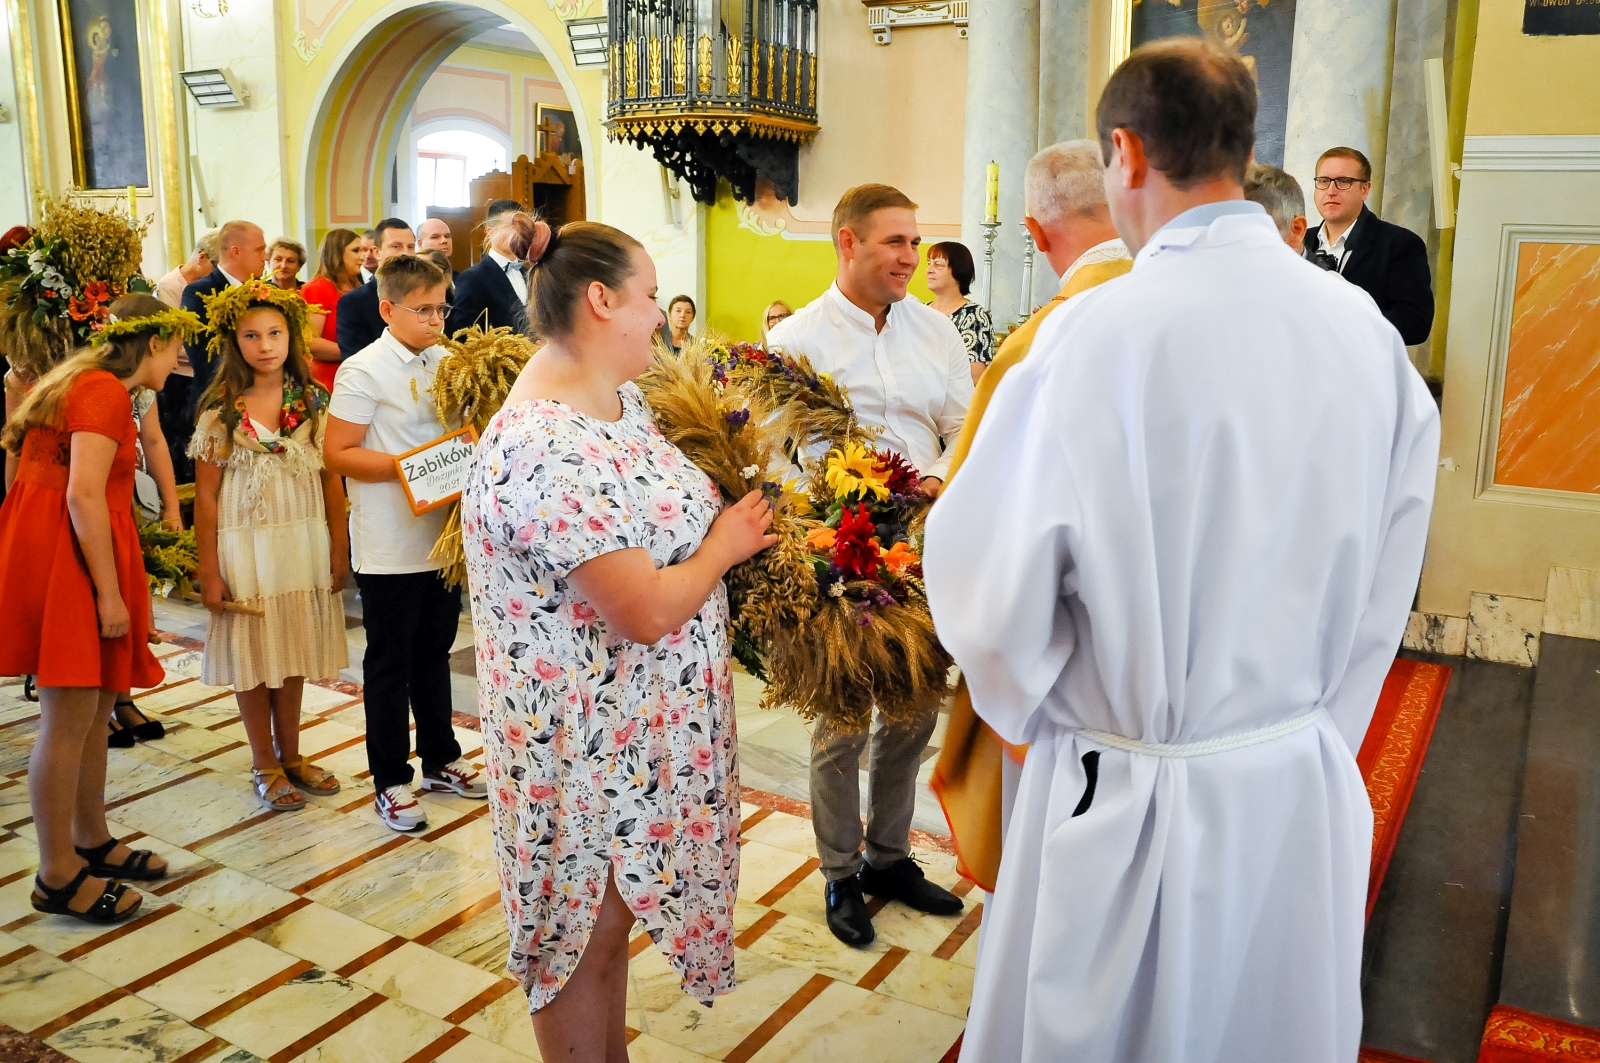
[0,370,162,690]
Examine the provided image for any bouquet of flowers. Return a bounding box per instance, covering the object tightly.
[639,338,951,735]
[0,191,150,380]
[137,517,199,599]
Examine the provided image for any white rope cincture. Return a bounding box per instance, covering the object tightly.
[1078,708,1324,758]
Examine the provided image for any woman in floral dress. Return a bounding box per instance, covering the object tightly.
[460,218,775,1063]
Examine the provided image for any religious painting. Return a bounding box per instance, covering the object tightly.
[534,104,583,161]
[1523,0,1600,35]
[58,0,150,189]
[1130,0,1298,166]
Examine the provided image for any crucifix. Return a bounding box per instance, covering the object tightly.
[536,117,563,157]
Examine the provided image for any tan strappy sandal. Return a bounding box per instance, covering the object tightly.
[282,757,341,796]
[252,768,306,812]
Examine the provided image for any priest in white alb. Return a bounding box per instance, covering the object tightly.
[923,40,1440,1062]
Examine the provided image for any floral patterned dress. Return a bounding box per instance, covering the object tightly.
[460,382,740,1012]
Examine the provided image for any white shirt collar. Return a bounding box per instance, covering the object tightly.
[1061,238,1130,286]
[825,281,897,334]
[487,249,520,271]
[1318,222,1353,254]
[218,266,245,287]
[378,327,436,365]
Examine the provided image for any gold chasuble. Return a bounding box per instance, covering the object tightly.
[931,253,1134,890]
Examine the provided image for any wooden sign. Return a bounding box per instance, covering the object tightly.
[395,426,478,515]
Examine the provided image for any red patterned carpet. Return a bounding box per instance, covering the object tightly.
[1477,1006,1600,1062]
[1357,658,1452,922]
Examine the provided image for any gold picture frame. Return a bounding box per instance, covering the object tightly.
[534,102,582,160]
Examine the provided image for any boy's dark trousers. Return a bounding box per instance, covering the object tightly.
[354,568,463,790]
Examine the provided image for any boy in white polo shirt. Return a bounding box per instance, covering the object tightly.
[324,254,487,831]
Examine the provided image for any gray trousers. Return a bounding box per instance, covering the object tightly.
[809,705,940,881]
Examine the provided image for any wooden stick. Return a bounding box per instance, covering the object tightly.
[179,590,265,617]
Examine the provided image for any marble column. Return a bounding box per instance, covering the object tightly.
[1031,0,1095,305]
[1381,0,1449,241]
[961,0,1039,328]
[1282,0,1400,221]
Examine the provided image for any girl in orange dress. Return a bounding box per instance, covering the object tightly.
[0,294,198,924]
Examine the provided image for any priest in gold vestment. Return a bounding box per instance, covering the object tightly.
[932,140,1133,890]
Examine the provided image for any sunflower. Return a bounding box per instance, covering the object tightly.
[824,442,890,502]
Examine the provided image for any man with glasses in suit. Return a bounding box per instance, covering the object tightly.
[1304,147,1435,345]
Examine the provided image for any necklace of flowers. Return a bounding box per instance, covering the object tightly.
[234,380,312,453]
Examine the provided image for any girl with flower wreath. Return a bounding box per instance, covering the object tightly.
[0,293,196,924]
[190,279,350,813]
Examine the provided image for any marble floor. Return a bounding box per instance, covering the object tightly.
[153,592,955,840]
[0,639,979,1063]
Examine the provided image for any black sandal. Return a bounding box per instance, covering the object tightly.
[23,675,37,702]
[113,698,165,741]
[107,714,137,749]
[30,868,141,924]
[75,837,168,881]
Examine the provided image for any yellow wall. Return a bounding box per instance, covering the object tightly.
[1416,0,1600,622]
[704,188,939,343]
[418,44,568,160]
[277,0,605,239]
[1464,0,1600,135]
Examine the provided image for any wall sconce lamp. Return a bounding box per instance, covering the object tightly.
[565,17,608,68]
[179,68,250,108]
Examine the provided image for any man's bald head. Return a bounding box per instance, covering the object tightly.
[417,218,453,257]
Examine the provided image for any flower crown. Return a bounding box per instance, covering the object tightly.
[201,278,312,363]
[93,306,205,345]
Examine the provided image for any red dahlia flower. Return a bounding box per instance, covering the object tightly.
[875,450,922,496]
[831,504,881,580]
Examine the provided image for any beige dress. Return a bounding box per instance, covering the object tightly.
[190,410,348,689]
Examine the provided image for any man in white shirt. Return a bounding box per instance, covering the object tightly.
[925,40,1438,1061]
[766,183,973,947]
[325,253,488,833]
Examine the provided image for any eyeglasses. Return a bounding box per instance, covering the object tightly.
[1313,176,1368,190]
[396,303,452,321]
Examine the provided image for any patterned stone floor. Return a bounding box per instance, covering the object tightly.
[0,641,979,1063]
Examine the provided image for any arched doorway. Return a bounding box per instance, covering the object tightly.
[297,0,597,247]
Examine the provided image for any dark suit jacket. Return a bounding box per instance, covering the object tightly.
[446,254,527,339]
[336,279,386,361]
[180,266,233,418]
[1304,206,1435,346]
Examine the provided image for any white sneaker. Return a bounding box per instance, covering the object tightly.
[420,760,488,799]
[375,785,428,831]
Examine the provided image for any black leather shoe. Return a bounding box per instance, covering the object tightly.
[858,857,963,916]
[824,876,876,947]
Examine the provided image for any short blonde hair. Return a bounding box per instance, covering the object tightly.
[831,184,917,246]
[217,219,261,252]
[267,238,306,268]
[1025,141,1107,227]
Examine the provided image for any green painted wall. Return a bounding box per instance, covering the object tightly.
[703,188,941,343]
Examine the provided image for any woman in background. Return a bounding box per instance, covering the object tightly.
[760,300,792,346]
[299,229,362,391]
[662,294,696,353]
[926,241,993,384]
[268,240,307,292]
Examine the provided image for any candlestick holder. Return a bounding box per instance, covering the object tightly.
[1019,225,1037,321]
[980,219,1000,314]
